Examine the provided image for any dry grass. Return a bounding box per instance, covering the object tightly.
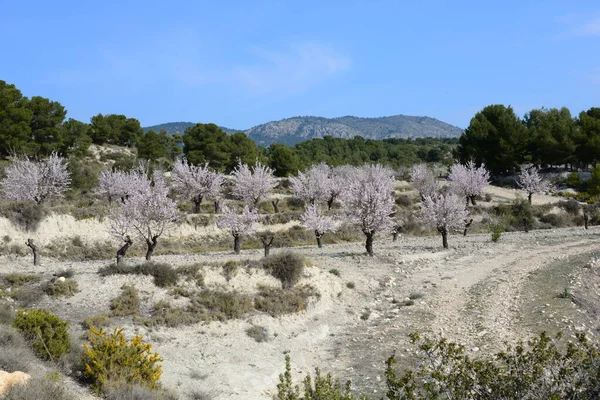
[254,284,320,317]
[110,285,140,317]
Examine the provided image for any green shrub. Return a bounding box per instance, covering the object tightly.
[246,325,269,343]
[566,172,581,189]
[0,301,15,324]
[43,278,79,298]
[8,286,45,307]
[328,268,341,277]
[13,308,71,361]
[82,327,162,394]
[141,262,178,288]
[489,219,505,242]
[346,282,355,289]
[276,355,359,400]
[263,251,305,289]
[559,199,581,215]
[539,213,570,228]
[4,273,41,287]
[110,285,140,317]
[254,285,319,317]
[2,376,76,400]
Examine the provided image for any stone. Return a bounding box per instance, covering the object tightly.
[0,370,31,395]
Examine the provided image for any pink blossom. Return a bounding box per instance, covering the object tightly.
[171,158,224,212]
[517,165,551,204]
[420,192,469,248]
[410,163,437,199]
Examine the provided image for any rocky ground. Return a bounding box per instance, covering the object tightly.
[2,222,600,399]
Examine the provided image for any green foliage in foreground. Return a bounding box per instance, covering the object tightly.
[277,331,600,399]
[13,308,71,361]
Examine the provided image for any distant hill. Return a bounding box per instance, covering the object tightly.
[144,122,239,135]
[144,115,463,146]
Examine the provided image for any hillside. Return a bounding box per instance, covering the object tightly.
[144,114,463,146]
[144,122,239,135]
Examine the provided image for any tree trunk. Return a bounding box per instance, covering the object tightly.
[214,200,221,214]
[470,195,477,206]
[327,196,335,210]
[261,234,274,257]
[584,213,589,230]
[233,234,240,254]
[523,218,530,233]
[528,192,533,205]
[309,198,316,206]
[193,196,203,214]
[364,231,374,256]
[145,237,158,261]
[392,232,398,242]
[116,236,133,265]
[440,227,448,249]
[272,199,280,213]
[25,239,39,266]
[315,232,323,248]
[463,219,473,236]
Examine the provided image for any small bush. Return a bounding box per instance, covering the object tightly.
[328,268,341,277]
[360,309,371,320]
[4,273,41,287]
[566,172,581,189]
[0,325,36,372]
[254,285,319,317]
[409,293,424,300]
[246,325,269,343]
[263,251,305,289]
[176,263,205,287]
[276,355,357,400]
[43,278,79,298]
[346,282,355,289]
[2,376,76,400]
[484,193,493,202]
[1,202,46,231]
[98,263,133,277]
[103,382,177,400]
[82,313,111,330]
[110,285,140,317]
[559,199,582,215]
[82,327,163,394]
[0,301,15,324]
[222,260,239,283]
[539,213,571,228]
[8,286,45,307]
[395,194,414,207]
[489,219,505,242]
[13,308,71,361]
[190,290,254,320]
[141,262,178,288]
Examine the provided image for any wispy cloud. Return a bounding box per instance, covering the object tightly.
[557,14,600,37]
[231,43,351,94]
[50,32,351,98]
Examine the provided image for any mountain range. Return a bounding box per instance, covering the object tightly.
[144,114,463,146]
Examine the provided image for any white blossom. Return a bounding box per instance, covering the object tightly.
[171,158,224,212]
[290,163,331,204]
[300,203,339,247]
[340,164,396,255]
[448,161,490,205]
[109,170,179,260]
[410,163,437,200]
[1,152,70,204]
[517,165,551,204]
[231,162,277,205]
[420,193,469,248]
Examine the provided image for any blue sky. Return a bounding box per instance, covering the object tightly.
[2,1,599,129]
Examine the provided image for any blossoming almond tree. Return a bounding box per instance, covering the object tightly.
[1,152,70,204]
[290,163,331,205]
[231,162,277,207]
[300,203,339,248]
[171,158,224,213]
[96,167,147,204]
[517,165,551,204]
[341,164,396,256]
[217,205,259,254]
[109,171,179,262]
[326,165,354,210]
[409,163,437,200]
[420,193,469,249]
[448,161,490,206]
